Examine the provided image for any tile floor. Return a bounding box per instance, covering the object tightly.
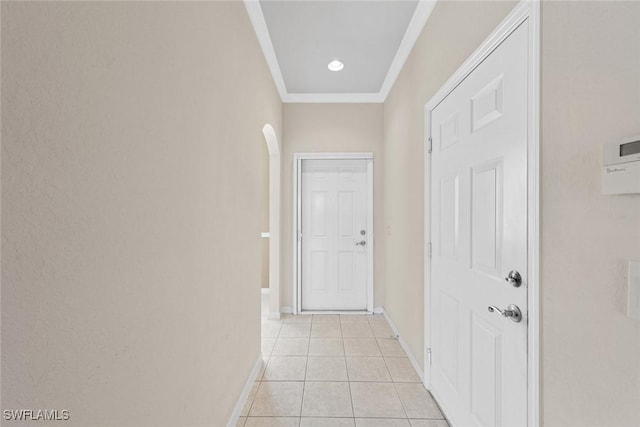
[237,295,449,427]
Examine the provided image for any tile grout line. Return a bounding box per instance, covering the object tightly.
[373,316,409,420]
[244,381,259,420]
[392,381,411,421]
[298,329,312,420]
[340,315,357,423]
[376,316,410,420]
[381,348,397,383]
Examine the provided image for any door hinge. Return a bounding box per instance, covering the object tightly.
[427,242,432,259]
[427,136,433,154]
[427,347,432,366]
[298,230,302,241]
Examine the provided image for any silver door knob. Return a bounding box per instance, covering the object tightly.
[488,304,523,323]
[505,270,522,287]
[356,240,367,246]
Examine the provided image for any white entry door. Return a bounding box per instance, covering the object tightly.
[430,21,529,426]
[301,159,369,311]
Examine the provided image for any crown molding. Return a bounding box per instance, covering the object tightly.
[244,0,288,100]
[284,92,385,104]
[378,0,437,99]
[244,0,436,104]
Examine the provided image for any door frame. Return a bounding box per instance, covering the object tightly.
[423,1,540,425]
[292,152,374,314]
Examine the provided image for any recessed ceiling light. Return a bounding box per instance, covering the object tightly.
[327,59,344,72]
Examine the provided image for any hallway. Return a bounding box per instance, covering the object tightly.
[4,2,639,426]
[236,296,449,426]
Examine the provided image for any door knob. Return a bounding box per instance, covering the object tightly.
[505,270,522,287]
[356,240,367,246]
[488,304,523,323]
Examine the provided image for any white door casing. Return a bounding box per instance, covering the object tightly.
[294,154,374,312]
[427,13,534,427]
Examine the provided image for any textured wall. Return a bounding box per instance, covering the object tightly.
[541,2,640,425]
[281,104,385,310]
[1,2,281,426]
[383,0,516,368]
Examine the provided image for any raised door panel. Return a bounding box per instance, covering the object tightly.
[338,191,354,237]
[471,160,503,277]
[310,251,328,292]
[439,174,460,260]
[311,191,328,237]
[337,251,354,293]
[471,75,504,132]
[470,313,502,427]
[437,291,460,391]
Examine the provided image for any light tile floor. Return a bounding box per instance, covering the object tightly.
[237,296,449,427]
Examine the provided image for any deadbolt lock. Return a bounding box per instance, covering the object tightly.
[505,270,522,287]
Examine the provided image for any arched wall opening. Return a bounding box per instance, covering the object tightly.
[262,124,280,319]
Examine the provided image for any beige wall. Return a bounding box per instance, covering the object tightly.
[383,0,516,368]
[541,2,640,425]
[1,2,281,426]
[281,104,385,310]
[384,1,640,425]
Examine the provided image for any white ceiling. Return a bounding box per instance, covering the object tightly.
[245,0,436,103]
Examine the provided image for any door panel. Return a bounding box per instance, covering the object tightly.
[470,313,502,426]
[440,112,461,150]
[438,291,460,390]
[301,159,369,311]
[310,251,327,291]
[430,21,529,427]
[337,251,353,291]
[471,75,504,132]
[439,174,460,260]
[338,191,354,236]
[311,191,327,236]
[471,159,503,276]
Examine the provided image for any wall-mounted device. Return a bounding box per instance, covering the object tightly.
[602,135,640,194]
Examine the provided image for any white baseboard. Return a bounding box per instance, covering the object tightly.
[381,309,425,383]
[227,353,263,427]
[281,306,381,315]
[266,312,281,320]
[261,288,270,295]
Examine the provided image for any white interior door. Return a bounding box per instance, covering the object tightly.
[301,159,369,311]
[430,22,529,426]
